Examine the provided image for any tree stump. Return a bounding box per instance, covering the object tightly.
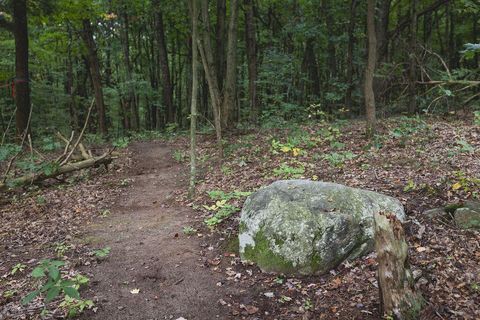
[374,212,424,319]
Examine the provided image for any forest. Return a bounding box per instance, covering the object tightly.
[0,0,479,319]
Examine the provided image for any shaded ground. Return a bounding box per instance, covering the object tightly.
[78,142,233,319]
[1,116,479,320]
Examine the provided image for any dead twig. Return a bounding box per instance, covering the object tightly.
[2,104,33,183]
[60,98,94,166]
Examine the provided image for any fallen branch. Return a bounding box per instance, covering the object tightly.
[0,152,113,191]
[55,131,90,161]
[60,98,94,166]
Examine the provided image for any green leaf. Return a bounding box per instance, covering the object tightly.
[61,280,75,287]
[45,287,60,302]
[50,260,65,268]
[40,280,55,292]
[63,286,80,299]
[31,267,46,278]
[21,291,39,305]
[48,266,60,281]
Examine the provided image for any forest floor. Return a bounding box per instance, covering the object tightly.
[0,116,479,319]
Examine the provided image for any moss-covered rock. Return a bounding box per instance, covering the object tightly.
[454,207,480,229]
[239,180,405,275]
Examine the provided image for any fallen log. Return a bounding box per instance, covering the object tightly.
[0,153,112,191]
[374,212,424,320]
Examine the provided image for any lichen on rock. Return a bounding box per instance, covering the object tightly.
[239,180,406,275]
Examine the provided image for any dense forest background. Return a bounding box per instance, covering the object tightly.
[0,0,479,142]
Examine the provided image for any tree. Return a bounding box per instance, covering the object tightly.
[80,19,108,136]
[0,0,31,136]
[244,0,258,121]
[345,0,357,111]
[189,0,199,197]
[154,2,175,125]
[221,0,239,128]
[408,0,417,114]
[365,0,377,137]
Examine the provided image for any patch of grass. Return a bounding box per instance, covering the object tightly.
[94,247,111,258]
[323,151,356,168]
[11,263,27,275]
[273,163,305,178]
[182,226,197,235]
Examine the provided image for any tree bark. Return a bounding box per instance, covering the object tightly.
[408,0,417,114]
[244,0,259,122]
[198,0,223,152]
[374,212,424,319]
[216,0,226,91]
[120,10,139,130]
[302,38,320,100]
[221,0,239,129]
[81,19,108,136]
[189,0,199,198]
[66,26,79,130]
[345,0,357,111]
[376,0,391,64]
[0,153,112,192]
[154,5,175,124]
[12,0,31,136]
[364,0,377,137]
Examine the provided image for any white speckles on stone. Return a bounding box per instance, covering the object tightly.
[239,180,406,275]
[239,233,255,253]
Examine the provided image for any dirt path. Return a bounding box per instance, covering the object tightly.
[80,141,231,320]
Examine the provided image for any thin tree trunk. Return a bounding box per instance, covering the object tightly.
[66,26,78,130]
[365,0,377,137]
[221,0,239,128]
[216,0,226,91]
[120,10,139,130]
[189,0,199,198]
[345,0,357,111]
[244,0,259,122]
[408,0,417,114]
[199,0,223,152]
[13,0,31,136]
[376,0,391,64]
[81,19,108,135]
[302,38,320,100]
[154,5,175,124]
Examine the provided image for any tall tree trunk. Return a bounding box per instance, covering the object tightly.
[198,0,223,152]
[66,26,79,130]
[321,0,336,113]
[302,38,320,100]
[408,0,417,114]
[154,5,175,124]
[189,0,199,198]
[345,0,357,111]
[376,0,391,64]
[81,19,108,135]
[13,0,31,136]
[120,10,139,130]
[216,0,226,91]
[221,0,239,129]
[473,14,479,68]
[365,0,377,137]
[244,0,258,122]
[373,0,390,106]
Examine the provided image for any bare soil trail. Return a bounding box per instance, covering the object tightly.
[80,141,232,320]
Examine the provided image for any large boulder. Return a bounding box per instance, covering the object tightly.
[239,180,406,275]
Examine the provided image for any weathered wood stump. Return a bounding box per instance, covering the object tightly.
[374,212,424,319]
